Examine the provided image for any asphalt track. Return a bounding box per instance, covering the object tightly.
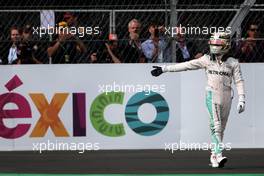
[0,149,263,175]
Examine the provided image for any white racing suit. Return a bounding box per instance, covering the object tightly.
[163,54,245,155]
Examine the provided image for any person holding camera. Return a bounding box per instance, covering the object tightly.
[15,25,42,64]
[47,22,86,64]
[141,21,170,63]
[89,34,122,63]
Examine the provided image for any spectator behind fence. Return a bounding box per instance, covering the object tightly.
[63,12,78,27]
[121,19,145,63]
[16,25,42,64]
[89,34,122,63]
[47,22,86,64]
[142,21,170,63]
[175,27,203,62]
[5,27,21,64]
[236,22,264,62]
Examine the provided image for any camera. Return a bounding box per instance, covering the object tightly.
[154,28,159,38]
[16,37,39,64]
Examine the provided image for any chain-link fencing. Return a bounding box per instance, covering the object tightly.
[0,0,263,64]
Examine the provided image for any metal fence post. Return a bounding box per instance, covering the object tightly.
[170,0,178,63]
[110,10,113,34]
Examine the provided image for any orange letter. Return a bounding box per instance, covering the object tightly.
[29,93,69,137]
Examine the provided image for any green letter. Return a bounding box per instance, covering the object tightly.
[90,92,125,137]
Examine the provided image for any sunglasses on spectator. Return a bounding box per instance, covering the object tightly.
[250,28,258,32]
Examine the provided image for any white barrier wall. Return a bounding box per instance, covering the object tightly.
[0,64,263,151]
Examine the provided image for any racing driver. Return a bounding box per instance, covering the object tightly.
[151,32,246,168]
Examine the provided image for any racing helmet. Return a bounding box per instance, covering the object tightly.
[209,32,231,55]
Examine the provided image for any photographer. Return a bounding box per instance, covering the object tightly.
[47,22,86,64]
[142,21,170,63]
[89,34,122,63]
[16,25,42,64]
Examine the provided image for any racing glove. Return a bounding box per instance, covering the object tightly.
[237,95,245,114]
[151,66,165,77]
